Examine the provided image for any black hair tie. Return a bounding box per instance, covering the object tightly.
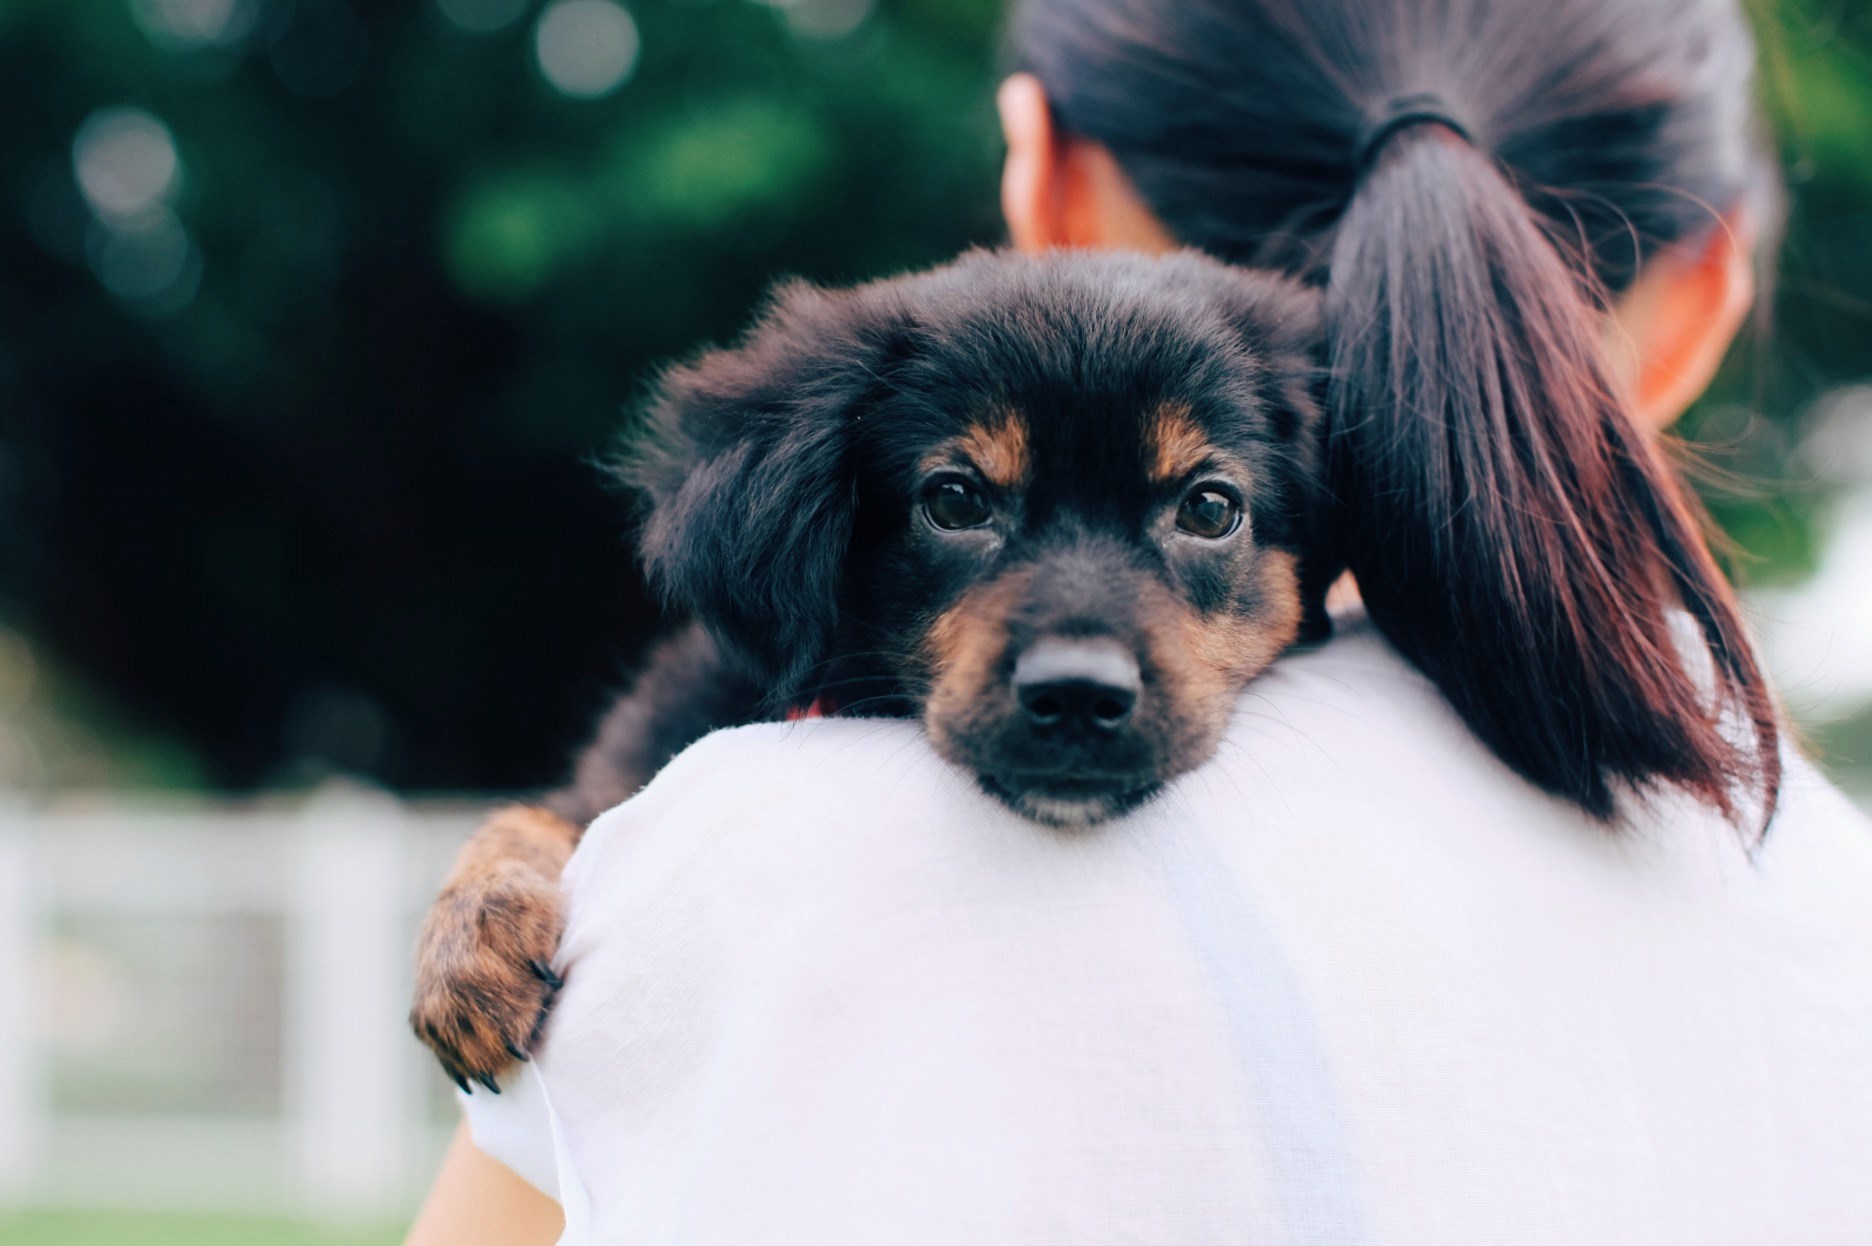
[1353,93,1474,172]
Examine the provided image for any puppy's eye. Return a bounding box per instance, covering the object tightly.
[922,477,993,531]
[1176,488,1242,539]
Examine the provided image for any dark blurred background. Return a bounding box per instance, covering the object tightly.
[1,0,1869,798]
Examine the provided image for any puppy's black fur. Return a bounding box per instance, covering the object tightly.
[412,250,1328,1086]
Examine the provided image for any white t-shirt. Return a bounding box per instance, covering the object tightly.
[465,611,1872,1245]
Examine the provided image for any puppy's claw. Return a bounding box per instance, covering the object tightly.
[450,1071,472,1095]
[410,855,568,1088]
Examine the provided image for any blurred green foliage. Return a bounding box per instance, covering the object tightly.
[1691,0,1872,583]
[0,0,1869,791]
[0,0,1003,790]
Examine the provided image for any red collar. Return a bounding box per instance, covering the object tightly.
[785,695,838,722]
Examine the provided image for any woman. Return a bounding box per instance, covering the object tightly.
[409,0,1872,1240]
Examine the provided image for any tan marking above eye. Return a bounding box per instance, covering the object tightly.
[1149,403,1262,523]
[1138,398,1213,478]
[1147,400,1215,485]
[942,410,1030,490]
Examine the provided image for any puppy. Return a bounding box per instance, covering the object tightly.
[411,249,1329,1089]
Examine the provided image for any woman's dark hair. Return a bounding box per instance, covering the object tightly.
[1011,0,1782,826]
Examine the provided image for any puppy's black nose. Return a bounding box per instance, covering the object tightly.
[1013,637,1140,731]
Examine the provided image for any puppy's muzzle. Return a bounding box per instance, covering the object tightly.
[1013,636,1140,734]
[985,631,1160,827]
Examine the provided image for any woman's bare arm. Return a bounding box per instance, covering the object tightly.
[406,1123,563,1246]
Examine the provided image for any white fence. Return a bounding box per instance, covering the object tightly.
[0,784,479,1219]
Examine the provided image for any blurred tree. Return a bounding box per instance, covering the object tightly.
[0,0,1868,793]
[0,0,1003,790]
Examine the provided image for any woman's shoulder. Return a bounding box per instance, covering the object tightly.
[562,611,1428,879]
[576,605,1869,879]
[625,610,1445,797]
[493,613,1872,1243]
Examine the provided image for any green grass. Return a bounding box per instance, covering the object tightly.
[0,1209,405,1246]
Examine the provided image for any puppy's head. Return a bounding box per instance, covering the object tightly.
[627,249,1323,825]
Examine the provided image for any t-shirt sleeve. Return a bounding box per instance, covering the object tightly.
[449,720,849,1206]
[459,1058,560,1199]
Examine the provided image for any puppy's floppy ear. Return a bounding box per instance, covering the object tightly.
[622,278,914,694]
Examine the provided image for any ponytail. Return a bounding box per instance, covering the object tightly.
[1325,127,1780,827]
[1014,0,1785,828]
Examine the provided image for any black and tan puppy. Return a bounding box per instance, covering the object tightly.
[412,250,1329,1089]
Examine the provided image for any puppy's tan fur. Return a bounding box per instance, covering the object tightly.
[409,805,578,1091]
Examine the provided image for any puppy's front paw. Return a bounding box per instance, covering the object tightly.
[410,862,566,1092]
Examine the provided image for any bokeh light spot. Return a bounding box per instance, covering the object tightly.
[86,207,202,314]
[759,0,872,41]
[620,98,831,233]
[445,172,599,301]
[72,108,182,221]
[533,0,639,100]
[434,0,532,35]
[1803,385,1872,487]
[130,0,259,48]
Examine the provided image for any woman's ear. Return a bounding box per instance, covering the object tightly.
[998,73,1180,255]
[1607,210,1759,430]
[625,283,912,694]
[998,74,1062,252]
